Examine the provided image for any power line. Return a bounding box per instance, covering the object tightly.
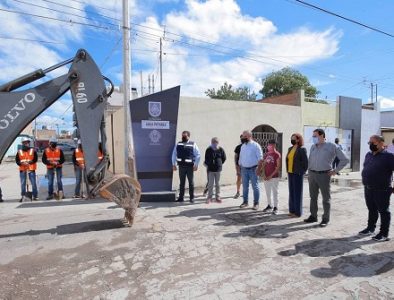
[0,7,114,30]
[0,35,64,44]
[67,0,117,13]
[14,0,119,28]
[292,0,394,38]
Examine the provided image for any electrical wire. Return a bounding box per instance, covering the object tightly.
[291,0,394,38]
[0,35,64,44]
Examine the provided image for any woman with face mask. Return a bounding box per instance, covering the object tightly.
[261,140,282,215]
[286,133,308,217]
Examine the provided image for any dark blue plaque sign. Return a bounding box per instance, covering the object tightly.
[129,86,180,192]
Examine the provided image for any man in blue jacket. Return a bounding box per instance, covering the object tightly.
[359,135,394,242]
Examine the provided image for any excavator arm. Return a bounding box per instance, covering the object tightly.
[0,49,141,225]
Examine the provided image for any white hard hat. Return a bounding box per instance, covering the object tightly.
[21,137,30,143]
[77,139,82,144]
[49,137,58,143]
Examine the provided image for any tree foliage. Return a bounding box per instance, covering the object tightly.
[260,67,320,98]
[205,82,257,101]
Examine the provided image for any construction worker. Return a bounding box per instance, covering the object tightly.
[42,138,65,200]
[15,137,38,201]
[72,140,85,198]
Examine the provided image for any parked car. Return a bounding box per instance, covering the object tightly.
[57,142,76,153]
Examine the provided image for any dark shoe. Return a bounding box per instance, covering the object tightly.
[215,198,222,203]
[175,198,184,202]
[252,204,259,211]
[262,205,272,213]
[319,220,329,227]
[272,207,278,215]
[239,202,248,208]
[0,198,3,202]
[46,195,54,200]
[202,189,208,197]
[233,192,240,199]
[73,195,81,199]
[359,228,375,236]
[189,198,194,203]
[19,197,23,203]
[304,216,318,223]
[33,197,39,201]
[372,233,390,242]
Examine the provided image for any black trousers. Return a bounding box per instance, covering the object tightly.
[364,187,392,236]
[178,165,194,200]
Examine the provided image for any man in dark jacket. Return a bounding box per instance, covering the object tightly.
[204,137,226,203]
[359,135,394,242]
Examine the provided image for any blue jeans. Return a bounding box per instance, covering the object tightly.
[241,166,260,205]
[74,166,83,196]
[20,171,38,198]
[47,168,63,196]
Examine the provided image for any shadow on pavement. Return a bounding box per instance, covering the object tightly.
[310,251,394,278]
[165,206,292,226]
[278,235,377,257]
[0,219,126,238]
[17,198,107,208]
[223,221,318,239]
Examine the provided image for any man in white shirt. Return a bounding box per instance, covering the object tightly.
[238,130,263,210]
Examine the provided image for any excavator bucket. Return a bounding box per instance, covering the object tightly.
[98,175,141,226]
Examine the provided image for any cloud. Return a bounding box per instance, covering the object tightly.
[378,96,394,110]
[133,0,341,96]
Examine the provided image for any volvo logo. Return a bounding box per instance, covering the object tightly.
[0,92,36,130]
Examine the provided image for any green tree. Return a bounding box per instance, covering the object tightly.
[205,82,257,101]
[260,67,320,98]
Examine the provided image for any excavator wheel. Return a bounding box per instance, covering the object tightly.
[98,174,141,226]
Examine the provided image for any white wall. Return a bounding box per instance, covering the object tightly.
[360,107,381,168]
[174,97,302,188]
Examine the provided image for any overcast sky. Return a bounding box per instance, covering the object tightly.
[1,0,394,131]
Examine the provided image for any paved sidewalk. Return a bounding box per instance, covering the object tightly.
[0,163,393,299]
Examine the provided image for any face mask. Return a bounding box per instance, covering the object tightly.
[291,139,296,145]
[181,136,188,142]
[241,138,248,144]
[369,143,378,152]
[267,145,274,152]
[22,145,29,151]
[50,143,57,148]
[312,136,319,144]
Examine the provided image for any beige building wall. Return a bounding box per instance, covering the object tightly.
[105,106,126,174]
[174,97,302,188]
[301,101,338,128]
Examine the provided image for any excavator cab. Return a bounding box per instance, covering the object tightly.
[0,49,140,225]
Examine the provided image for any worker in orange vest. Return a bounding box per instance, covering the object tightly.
[42,138,65,200]
[15,137,38,201]
[72,140,85,198]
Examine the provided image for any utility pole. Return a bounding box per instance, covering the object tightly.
[370,82,373,103]
[159,38,163,91]
[375,84,378,103]
[140,70,143,96]
[122,0,132,176]
[152,74,155,93]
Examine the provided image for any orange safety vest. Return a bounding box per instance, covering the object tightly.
[75,148,85,167]
[98,150,103,161]
[45,147,62,169]
[18,149,36,172]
